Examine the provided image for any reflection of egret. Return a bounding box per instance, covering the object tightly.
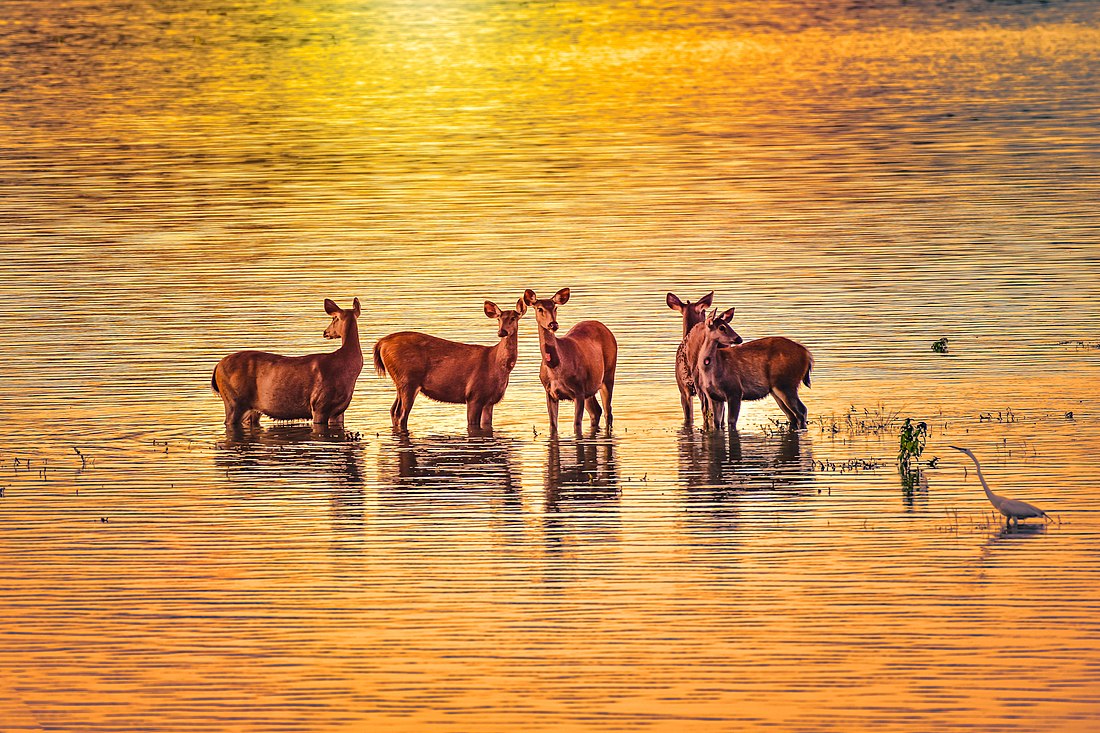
[948,446,1049,525]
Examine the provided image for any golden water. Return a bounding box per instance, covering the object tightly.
[2,0,1099,730]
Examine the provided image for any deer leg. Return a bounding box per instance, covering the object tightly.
[585,395,603,430]
[390,397,400,421]
[710,399,726,430]
[573,399,586,434]
[223,400,246,426]
[396,387,418,431]
[327,413,345,428]
[700,393,713,429]
[727,397,741,430]
[466,401,483,428]
[770,389,799,428]
[546,394,560,434]
[480,403,494,430]
[775,387,808,429]
[600,378,614,429]
[795,394,809,430]
[680,389,693,425]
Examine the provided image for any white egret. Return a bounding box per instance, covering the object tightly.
[948,446,1050,525]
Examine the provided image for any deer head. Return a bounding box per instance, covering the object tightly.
[484,297,528,339]
[705,306,742,348]
[667,291,714,337]
[323,298,361,340]
[523,288,570,333]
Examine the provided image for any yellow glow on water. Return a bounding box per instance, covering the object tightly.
[2,0,1100,730]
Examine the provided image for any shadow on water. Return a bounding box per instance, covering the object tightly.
[542,431,621,556]
[213,423,366,534]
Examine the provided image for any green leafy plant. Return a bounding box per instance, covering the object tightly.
[931,337,949,353]
[897,418,928,469]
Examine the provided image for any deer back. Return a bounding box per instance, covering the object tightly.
[716,337,812,400]
[376,332,495,404]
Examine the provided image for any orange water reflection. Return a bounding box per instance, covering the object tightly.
[2,0,1100,730]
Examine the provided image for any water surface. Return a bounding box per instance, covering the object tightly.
[2,0,1100,730]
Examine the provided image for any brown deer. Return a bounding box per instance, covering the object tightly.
[666,290,714,425]
[211,298,363,427]
[694,307,813,430]
[373,297,527,431]
[524,288,617,434]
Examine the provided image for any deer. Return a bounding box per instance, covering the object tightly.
[373,297,527,431]
[666,290,714,425]
[211,298,364,428]
[693,307,813,431]
[523,288,617,434]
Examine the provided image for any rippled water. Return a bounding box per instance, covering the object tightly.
[3,0,1100,730]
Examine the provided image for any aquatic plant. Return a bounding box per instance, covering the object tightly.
[931,337,949,353]
[814,403,903,437]
[897,418,928,469]
[1057,339,1100,350]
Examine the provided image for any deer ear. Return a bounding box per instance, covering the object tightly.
[324,299,340,315]
[516,298,528,316]
[523,289,538,305]
[719,306,735,323]
[484,301,501,319]
[553,287,570,305]
[352,297,361,317]
[698,291,714,308]
[666,293,684,312]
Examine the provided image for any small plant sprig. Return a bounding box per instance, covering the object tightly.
[897,418,928,470]
[931,337,949,353]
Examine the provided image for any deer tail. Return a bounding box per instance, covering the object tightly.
[373,342,387,378]
[803,352,813,388]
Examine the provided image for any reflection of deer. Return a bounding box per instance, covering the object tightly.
[374,297,527,431]
[212,299,363,427]
[524,288,617,434]
[544,434,619,509]
[676,427,808,490]
[379,433,518,495]
[214,424,366,529]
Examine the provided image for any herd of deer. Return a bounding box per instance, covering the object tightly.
[211,289,813,435]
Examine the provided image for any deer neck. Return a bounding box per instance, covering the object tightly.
[491,330,519,371]
[537,323,562,369]
[698,334,723,371]
[338,318,362,357]
[683,314,702,339]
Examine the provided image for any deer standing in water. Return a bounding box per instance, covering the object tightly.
[524,288,617,434]
[211,298,363,427]
[373,297,527,431]
[666,290,714,425]
[694,307,813,430]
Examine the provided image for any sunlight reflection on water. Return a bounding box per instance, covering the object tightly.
[2,0,1100,730]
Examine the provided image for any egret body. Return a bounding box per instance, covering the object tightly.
[948,446,1049,525]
